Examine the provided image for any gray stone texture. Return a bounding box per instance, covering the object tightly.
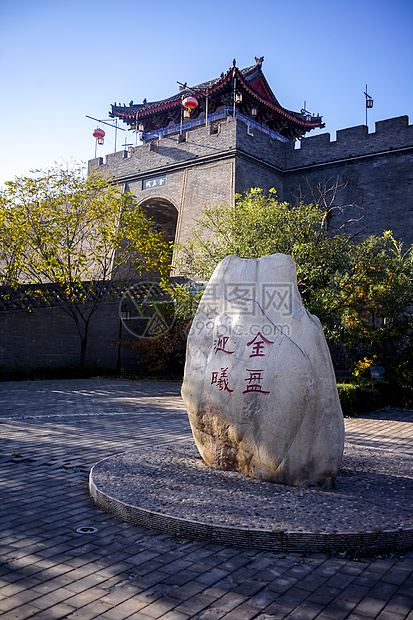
[181,254,345,489]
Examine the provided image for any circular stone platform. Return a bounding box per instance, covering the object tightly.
[89,441,413,553]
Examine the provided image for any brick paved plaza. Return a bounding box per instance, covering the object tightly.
[0,378,412,619]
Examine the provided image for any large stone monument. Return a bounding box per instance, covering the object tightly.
[181,254,345,490]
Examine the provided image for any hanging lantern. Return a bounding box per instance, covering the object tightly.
[182,96,198,111]
[182,96,198,120]
[138,123,145,131]
[366,97,373,109]
[251,107,258,117]
[92,128,105,145]
[235,92,243,104]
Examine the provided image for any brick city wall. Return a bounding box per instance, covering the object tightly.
[235,121,284,196]
[127,158,236,247]
[89,119,238,246]
[91,114,413,245]
[283,116,413,242]
[0,302,138,371]
[285,116,413,167]
[88,117,238,181]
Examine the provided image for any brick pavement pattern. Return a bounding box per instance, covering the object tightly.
[0,378,412,620]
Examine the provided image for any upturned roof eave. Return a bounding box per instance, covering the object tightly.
[240,66,281,107]
[235,69,321,129]
[110,70,234,121]
[109,64,322,130]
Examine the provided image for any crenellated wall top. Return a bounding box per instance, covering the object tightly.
[285,116,413,169]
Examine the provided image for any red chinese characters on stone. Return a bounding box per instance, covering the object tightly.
[213,336,235,355]
[211,332,273,395]
[211,367,234,393]
[246,332,274,358]
[242,369,270,395]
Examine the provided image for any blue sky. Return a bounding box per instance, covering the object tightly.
[1,0,412,188]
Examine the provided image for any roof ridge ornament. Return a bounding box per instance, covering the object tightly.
[255,56,264,66]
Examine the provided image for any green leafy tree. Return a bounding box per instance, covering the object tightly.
[337,231,413,363]
[175,189,413,369]
[176,188,352,316]
[0,165,172,365]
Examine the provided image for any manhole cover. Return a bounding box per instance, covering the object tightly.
[76,526,98,534]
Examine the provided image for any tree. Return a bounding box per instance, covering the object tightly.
[175,188,413,367]
[336,231,413,363]
[0,165,172,366]
[176,187,353,311]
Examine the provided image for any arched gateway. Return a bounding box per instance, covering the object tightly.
[138,196,178,244]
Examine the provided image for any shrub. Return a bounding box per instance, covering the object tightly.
[120,320,189,379]
[337,382,385,417]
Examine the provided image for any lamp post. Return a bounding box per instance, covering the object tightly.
[135,110,145,145]
[86,115,127,154]
[364,85,373,129]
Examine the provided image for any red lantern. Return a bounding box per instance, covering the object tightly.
[182,96,198,110]
[92,128,105,145]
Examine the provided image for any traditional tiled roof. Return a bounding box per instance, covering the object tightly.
[109,58,323,137]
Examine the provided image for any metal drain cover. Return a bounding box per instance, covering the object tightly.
[76,526,98,533]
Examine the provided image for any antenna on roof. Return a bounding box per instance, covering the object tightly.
[121,137,133,151]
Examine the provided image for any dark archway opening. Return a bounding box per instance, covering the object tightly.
[116,197,178,280]
[139,197,178,245]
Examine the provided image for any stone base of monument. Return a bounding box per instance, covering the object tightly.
[89,441,413,553]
